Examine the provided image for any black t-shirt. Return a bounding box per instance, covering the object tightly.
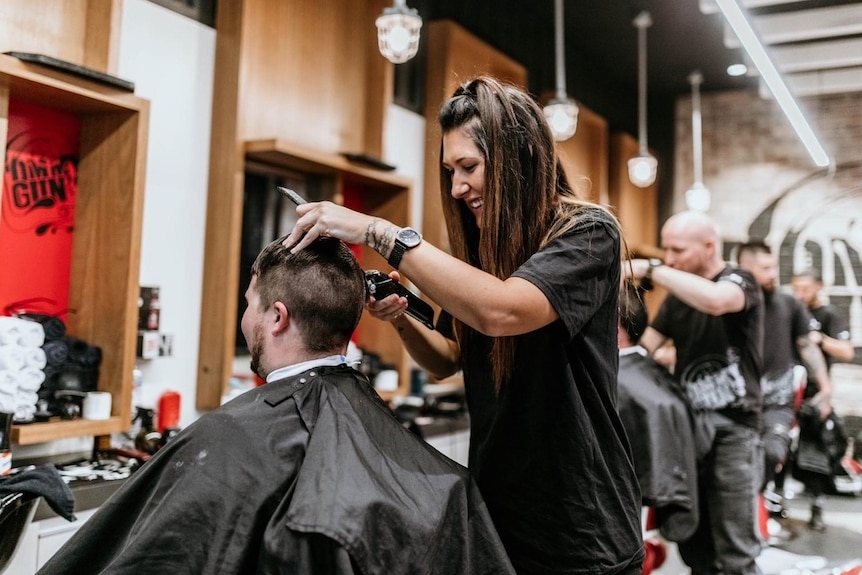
[651,265,764,430]
[761,291,812,378]
[438,207,644,574]
[809,303,851,371]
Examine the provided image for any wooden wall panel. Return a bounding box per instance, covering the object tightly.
[555,103,609,205]
[237,0,388,154]
[197,0,248,409]
[422,20,528,253]
[85,0,122,73]
[0,0,121,73]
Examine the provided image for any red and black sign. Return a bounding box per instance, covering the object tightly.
[0,99,81,322]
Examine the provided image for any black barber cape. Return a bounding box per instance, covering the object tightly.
[38,365,514,575]
[617,351,701,542]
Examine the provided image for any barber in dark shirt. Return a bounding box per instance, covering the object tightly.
[628,211,764,575]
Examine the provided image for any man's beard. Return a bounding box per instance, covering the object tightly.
[249,323,266,379]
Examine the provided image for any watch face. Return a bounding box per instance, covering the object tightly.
[397,227,422,248]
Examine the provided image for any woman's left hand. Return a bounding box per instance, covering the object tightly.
[282,201,382,253]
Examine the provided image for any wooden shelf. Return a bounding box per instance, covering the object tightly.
[197,139,416,409]
[11,417,125,446]
[245,139,412,191]
[0,53,149,446]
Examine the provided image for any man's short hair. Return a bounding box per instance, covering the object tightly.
[735,240,771,264]
[793,268,822,283]
[619,286,648,345]
[251,237,366,353]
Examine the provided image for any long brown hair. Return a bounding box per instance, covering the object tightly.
[437,76,616,390]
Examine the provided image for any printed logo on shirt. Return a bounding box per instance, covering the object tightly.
[682,349,747,411]
[837,330,850,341]
[723,273,746,288]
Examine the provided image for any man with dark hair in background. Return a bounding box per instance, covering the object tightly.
[736,242,832,527]
[39,236,514,575]
[791,268,855,531]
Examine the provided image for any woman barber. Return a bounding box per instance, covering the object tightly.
[284,77,643,574]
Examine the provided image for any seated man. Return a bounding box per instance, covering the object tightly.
[39,237,514,575]
[616,286,702,543]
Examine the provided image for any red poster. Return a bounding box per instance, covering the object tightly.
[0,100,81,323]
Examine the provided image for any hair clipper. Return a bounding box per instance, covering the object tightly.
[365,270,435,330]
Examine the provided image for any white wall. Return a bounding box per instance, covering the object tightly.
[384,105,426,232]
[117,0,215,426]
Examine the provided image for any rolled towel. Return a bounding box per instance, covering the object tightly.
[0,316,22,346]
[0,345,25,371]
[16,390,40,408]
[14,404,35,422]
[67,338,102,367]
[0,370,17,395]
[0,394,14,413]
[18,367,46,392]
[23,347,47,370]
[17,319,45,348]
[43,339,69,366]
[20,313,66,341]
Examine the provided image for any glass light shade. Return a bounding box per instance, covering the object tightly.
[685,182,711,211]
[627,153,658,188]
[375,8,422,64]
[726,63,748,77]
[543,97,579,141]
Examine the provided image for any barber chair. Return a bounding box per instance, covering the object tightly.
[0,491,39,573]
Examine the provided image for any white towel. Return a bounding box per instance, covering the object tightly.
[17,318,45,348]
[14,404,35,421]
[0,394,15,413]
[0,345,25,371]
[0,370,17,395]
[23,347,47,370]
[18,367,46,392]
[15,390,39,408]
[0,316,22,346]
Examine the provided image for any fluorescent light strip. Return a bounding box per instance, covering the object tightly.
[715,0,831,167]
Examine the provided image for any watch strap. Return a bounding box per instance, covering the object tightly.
[388,242,408,269]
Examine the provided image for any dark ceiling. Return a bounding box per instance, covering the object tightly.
[404,0,860,215]
[408,0,860,145]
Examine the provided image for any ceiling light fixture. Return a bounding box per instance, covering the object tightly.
[714,0,831,167]
[375,0,422,64]
[685,71,711,212]
[543,0,579,141]
[726,63,748,76]
[627,11,657,188]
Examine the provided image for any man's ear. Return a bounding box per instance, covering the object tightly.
[271,301,290,336]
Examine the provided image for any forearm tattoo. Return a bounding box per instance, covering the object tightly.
[365,219,397,257]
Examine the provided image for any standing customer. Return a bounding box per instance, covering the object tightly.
[736,242,831,504]
[284,77,644,574]
[791,268,855,531]
[628,211,764,575]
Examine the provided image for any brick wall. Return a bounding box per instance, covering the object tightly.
[673,89,862,415]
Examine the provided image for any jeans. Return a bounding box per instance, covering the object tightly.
[678,413,764,575]
[762,405,794,489]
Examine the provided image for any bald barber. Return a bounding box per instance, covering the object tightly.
[627,211,765,575]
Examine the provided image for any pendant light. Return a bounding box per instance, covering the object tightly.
[543,0,579,141]
[627,11,658,188]
[685,71,711,211]
[376,0,422,64]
